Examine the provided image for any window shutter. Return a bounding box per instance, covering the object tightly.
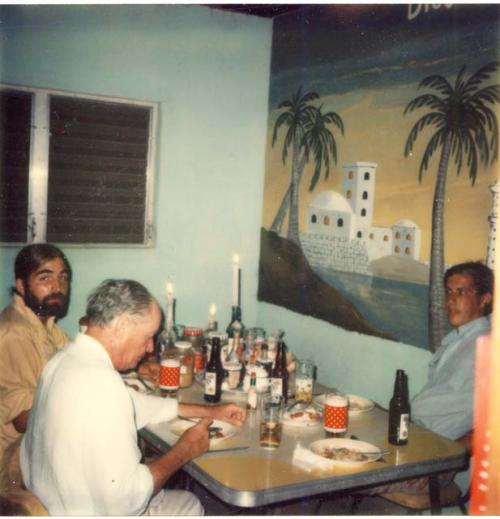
[47,96,150,244]
[0,91,31,242]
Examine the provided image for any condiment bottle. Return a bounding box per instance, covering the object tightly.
[204,336,224,403]
[247,372,258,411]
[270,340,288,403]
[174,341,194,388]
[388,369,410,445]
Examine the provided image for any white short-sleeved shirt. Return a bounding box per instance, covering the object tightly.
[21,333,178,515]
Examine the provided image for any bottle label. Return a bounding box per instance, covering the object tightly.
[270,378,283,398]
[205,372,217,396]
[399,413,409,440]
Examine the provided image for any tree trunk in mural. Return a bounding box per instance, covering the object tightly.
[287,136,302,245]
[270,154,307,235]
[428,133,452,351]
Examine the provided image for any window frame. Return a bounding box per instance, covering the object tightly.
[0,83,158,247]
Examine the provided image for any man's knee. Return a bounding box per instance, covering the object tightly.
[147,489,204,516]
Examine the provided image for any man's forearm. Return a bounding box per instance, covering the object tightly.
[147,441,192,493]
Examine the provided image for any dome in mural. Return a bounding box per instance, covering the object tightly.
[393,218,419,228]
[309,190,353,214]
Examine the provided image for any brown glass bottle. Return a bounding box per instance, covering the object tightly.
[204,337,223,403]
[388,369,410,445]
[270,340,288,403]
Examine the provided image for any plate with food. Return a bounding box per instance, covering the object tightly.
[123,375,155,394]
[309,438,382,466]
[167,418,237,445]
[282,403,322,427]
[313,393,374,416]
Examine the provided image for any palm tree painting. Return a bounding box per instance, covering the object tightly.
[270,88,344,242]
[404,62,499,351]
[258,4,499,350]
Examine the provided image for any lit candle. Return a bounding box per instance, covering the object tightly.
[166,282,174,329]
[232,254,240,306]
[209,303,216,320]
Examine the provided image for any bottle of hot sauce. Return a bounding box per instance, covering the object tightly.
[204,337,223,403]
[388,369,410,445]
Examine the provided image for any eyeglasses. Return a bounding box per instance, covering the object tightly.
[445,287,477,299]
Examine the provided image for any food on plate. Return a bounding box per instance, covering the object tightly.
[283,403,322,426]
[320,447,370,462]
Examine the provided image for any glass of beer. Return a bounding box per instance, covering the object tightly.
[259,395,283,449]
[324,393,348,436]
[159,358,180,397]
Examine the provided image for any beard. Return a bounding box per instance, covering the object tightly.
[22,284,69,320]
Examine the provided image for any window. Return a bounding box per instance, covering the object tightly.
[369,233,374,240]
[362,191,368,200]
[361,208,367,217]
[406,233,412,241]
[0,85,157,245]
[405,247,411,255]
[395,231,401,239]
[383,235,389,241]
[348,171,353,179]
[364,171,370,180]
[346,189,352,199]
[357,231,362,238]
[337,218,343,227]
[394,245,400,253]
[324,216,330,225]
[311,214,317,223]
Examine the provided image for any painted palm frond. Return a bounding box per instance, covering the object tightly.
[403,61,499,352]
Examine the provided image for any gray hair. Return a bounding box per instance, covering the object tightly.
[86,279,154,326]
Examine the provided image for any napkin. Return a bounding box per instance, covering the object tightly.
[292,445,335,472]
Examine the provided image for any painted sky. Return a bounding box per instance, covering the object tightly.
[263,3,499,265]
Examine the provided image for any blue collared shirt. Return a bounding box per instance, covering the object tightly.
[411,316,490,440]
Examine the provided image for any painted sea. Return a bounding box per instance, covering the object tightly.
[313,266,433,349]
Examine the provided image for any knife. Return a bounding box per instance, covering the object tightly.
[207,445,250,453]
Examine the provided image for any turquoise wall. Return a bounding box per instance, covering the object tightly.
[0,4,272,335]
[0,4,431,408]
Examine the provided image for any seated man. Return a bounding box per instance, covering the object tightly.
[21,279,246,515]
[375,261,493,499]
[0,244,71,495]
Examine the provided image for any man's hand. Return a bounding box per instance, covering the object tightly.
[137,360,160,383]
[212,403,246,427]
[177,418,212,459]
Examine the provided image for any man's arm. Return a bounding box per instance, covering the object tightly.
[12,409,30,433]
[147,418,211,493]
[178,402,246,427]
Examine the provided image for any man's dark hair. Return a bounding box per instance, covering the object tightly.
[14,243,71,283]
[444,261,494,315]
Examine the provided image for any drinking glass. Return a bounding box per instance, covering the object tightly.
[259,395,283,449]
[324,393,348,436]
[295,359,314,403]
[159,358,180,397]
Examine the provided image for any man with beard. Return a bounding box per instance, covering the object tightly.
[0,243,71,496]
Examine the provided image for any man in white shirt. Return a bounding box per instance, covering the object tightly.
[21,279,246,515]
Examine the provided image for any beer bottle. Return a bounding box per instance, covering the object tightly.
[388,369,410,445]
[204,337,223,403]
[270,340,288,403]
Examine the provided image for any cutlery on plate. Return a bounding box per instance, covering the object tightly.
[207,445,250,453]
[179,416,223,436]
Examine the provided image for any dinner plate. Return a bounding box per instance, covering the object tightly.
[167,419,237,445]
[313,393,374,416]
[309,438,382,466]
[282,405,323,428]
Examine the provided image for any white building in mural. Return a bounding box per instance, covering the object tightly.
[486,179,498,269]
[301,161,422,275]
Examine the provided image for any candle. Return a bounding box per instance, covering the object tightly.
[232,254,240,306]
[166,282,174,329]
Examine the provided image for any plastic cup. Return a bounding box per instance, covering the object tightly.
[159,358,180,397]
[324,393,348,435]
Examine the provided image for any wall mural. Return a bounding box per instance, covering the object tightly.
[258,4,499,351]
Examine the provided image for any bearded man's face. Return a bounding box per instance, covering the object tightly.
[16,257,70,319]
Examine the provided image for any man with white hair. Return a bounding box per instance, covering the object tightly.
[21,278,246,515]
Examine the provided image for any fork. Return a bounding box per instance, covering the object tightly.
[179,416,223,437]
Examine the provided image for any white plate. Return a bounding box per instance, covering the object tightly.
[313,393,374,416]
[167,419,237,445]
[282,405,323,428]
[309,438,381,466]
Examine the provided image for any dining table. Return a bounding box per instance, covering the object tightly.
[137,380,468,515]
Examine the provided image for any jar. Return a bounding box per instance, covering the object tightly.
[183,327,206,376]
[174,341,194,388]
